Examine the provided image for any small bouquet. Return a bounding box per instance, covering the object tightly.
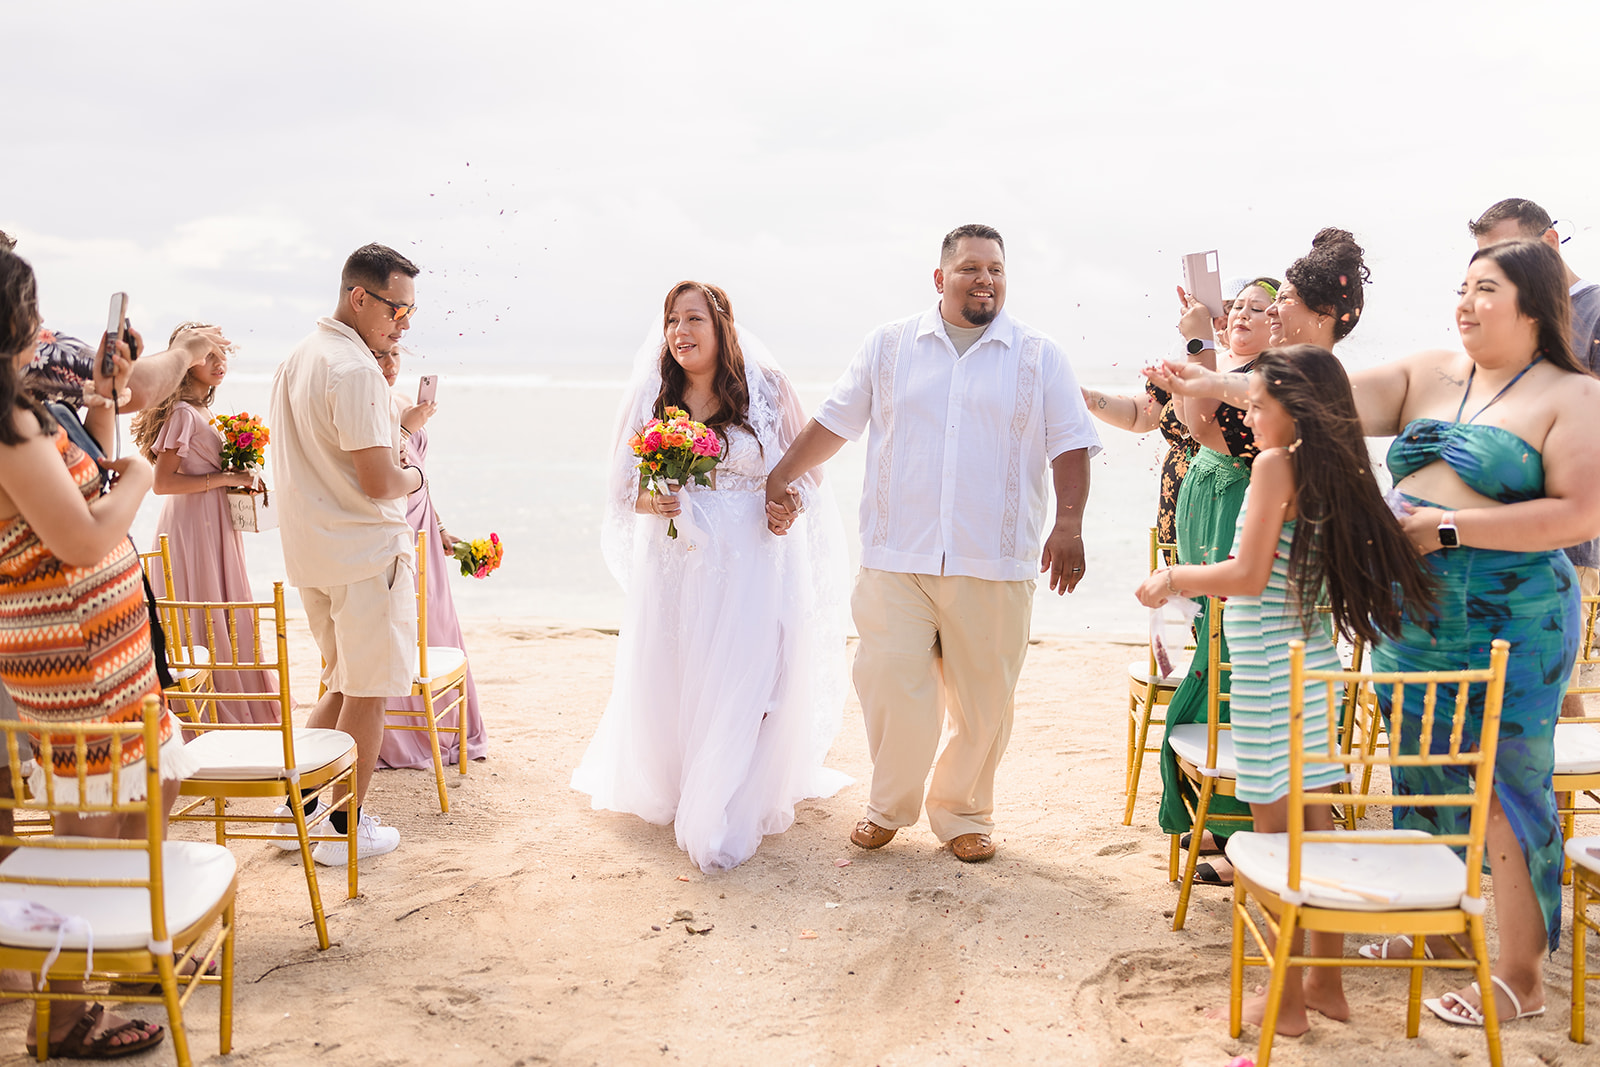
[453,533,504,579]
[629,407,723,539]
[213,412,269,480]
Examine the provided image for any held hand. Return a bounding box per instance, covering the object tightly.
[172,325,230,366]
[1398,506,1445,555]
[764,487,802,535]
[1039,522,1086,595]
[91,334,135,402]
[229,471,258,490]
[439,527,461,553]
[401,401,436,435]
[100,453,153,489]
[1135,571,1171,608]
[636,488,681,519]
[1177,289,1214,342]
[1142,359,1218,399]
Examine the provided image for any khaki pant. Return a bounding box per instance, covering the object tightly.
[851,568,1035,841]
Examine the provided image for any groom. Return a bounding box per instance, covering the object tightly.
[765,224,1100,862]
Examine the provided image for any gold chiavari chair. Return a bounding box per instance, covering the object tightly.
[165,584,358,950]
[1556,595,1600,884]
[1227,639,1510,1067]
[0,696,237,1067]
[1125,527,1183,824]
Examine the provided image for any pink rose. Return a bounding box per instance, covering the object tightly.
[237,433,254,448]
[642,430,663,452]
[474,565,487,578]
[490,532,499,545]
[692,431,721,457]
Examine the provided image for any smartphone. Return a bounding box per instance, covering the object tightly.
[102,292,129,376]
[417,375,438,405]
[1181,251,1224,317]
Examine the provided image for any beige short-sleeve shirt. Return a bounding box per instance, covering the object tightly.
[269,317,410,587]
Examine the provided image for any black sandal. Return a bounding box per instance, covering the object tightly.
[1179,831,1226,856]
[1193,861,1233,887]
[24,1002,165,1059]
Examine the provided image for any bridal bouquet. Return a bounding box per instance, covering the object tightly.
[213,412,270,478]
[629,407,724,539]
[453,533,504,579]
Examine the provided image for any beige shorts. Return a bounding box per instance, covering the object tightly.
[302,555,417,698]
[1572,565,1599,690]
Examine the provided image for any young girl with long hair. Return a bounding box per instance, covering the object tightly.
[1136,344,1433,1038]
[131,323,278,724]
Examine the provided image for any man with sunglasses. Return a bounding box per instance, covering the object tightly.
[268,242,424,864]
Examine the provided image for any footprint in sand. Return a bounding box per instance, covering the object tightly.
[1095,841,1139,857]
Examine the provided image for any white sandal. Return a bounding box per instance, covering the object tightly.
[1357,934,1434,960]
[1424,976,1546,1027]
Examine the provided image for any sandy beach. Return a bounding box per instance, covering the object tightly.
[0,619,1587,1067]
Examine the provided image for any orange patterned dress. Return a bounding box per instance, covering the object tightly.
[0,425,194,800]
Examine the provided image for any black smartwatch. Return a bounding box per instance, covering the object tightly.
[1437,511,1459,548]
[1185,338,1215,356]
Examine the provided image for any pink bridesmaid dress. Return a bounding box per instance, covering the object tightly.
[378,423,487,768]
[150,403,280,724]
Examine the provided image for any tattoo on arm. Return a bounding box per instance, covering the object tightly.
[1096,397,1108,409]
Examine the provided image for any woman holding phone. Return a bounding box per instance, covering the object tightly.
[372,349,486,769]
[0,251,188,1056]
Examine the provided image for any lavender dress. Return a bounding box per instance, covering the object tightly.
[151,403,279,724]
[377,423,487,768]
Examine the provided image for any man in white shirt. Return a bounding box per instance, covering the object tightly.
[268,243,426,865]
[766,224,1101,862]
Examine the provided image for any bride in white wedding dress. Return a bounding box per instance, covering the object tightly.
[571,280,850,871]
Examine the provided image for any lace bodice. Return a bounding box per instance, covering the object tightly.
[711,426,768,492]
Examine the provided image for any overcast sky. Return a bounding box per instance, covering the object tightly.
[5,0,1598,383]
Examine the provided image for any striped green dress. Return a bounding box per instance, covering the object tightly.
[1226,507,1347,804]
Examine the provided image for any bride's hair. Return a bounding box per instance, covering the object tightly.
[654,281,754,443]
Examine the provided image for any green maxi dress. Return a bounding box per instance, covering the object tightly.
[1157,383,1258,838]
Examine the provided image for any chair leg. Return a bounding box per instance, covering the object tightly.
[33,991,50,1063]
[1229,881,1246,1037]
[1255,905,1297,1067]
[344,772,360,901]
[1468,914,1503,1067]
[156,950,191,1067]
[218,899,235,1054]
[288,794,331,950]
[1123,695,1142,825]
[421,683,449,813]
[454,682,468,777]
[1574,873,1588,1044]
[1169,833,1180,883]
[1173,779,1216,931]
[1405,925,1426,1037]
[212,796,226,846]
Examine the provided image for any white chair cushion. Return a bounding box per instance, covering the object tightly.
[415,646,466,684]
[1167,723,1237,778]
[1567,834,1600,876]
[169,645,212,681]
[182,728,355,780]
[1128,660,1181,687]
[1226,829,1466,912]
[0,839,235,951]
[1554,722,1600,775]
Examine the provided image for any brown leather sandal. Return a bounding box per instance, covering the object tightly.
[25,1002,165,1059]
[850,818,896,849]
[950,833,996,862]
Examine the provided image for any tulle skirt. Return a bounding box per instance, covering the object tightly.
[572,486,850,871]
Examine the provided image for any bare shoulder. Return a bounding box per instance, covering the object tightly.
[1551,367,1600,422]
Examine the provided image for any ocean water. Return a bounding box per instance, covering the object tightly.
[127,371,1182,641]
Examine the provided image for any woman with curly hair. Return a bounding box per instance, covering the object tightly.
[131,324,278,724]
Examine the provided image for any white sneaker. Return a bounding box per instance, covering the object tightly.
[311,812,400,866]
[268,803,316,851]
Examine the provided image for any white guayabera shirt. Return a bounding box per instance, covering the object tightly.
[815,306,1102,583]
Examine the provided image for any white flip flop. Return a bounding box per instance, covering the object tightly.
[1424,977,1545,1027]
[1357,934,1434,960]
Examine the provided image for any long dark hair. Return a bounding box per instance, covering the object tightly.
[653,281,753,441]
[1468,239,1589,376]
[0,251,57,446]
[1254,344,1434,644]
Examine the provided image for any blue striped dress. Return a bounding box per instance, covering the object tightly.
[1225,507,1347,804]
